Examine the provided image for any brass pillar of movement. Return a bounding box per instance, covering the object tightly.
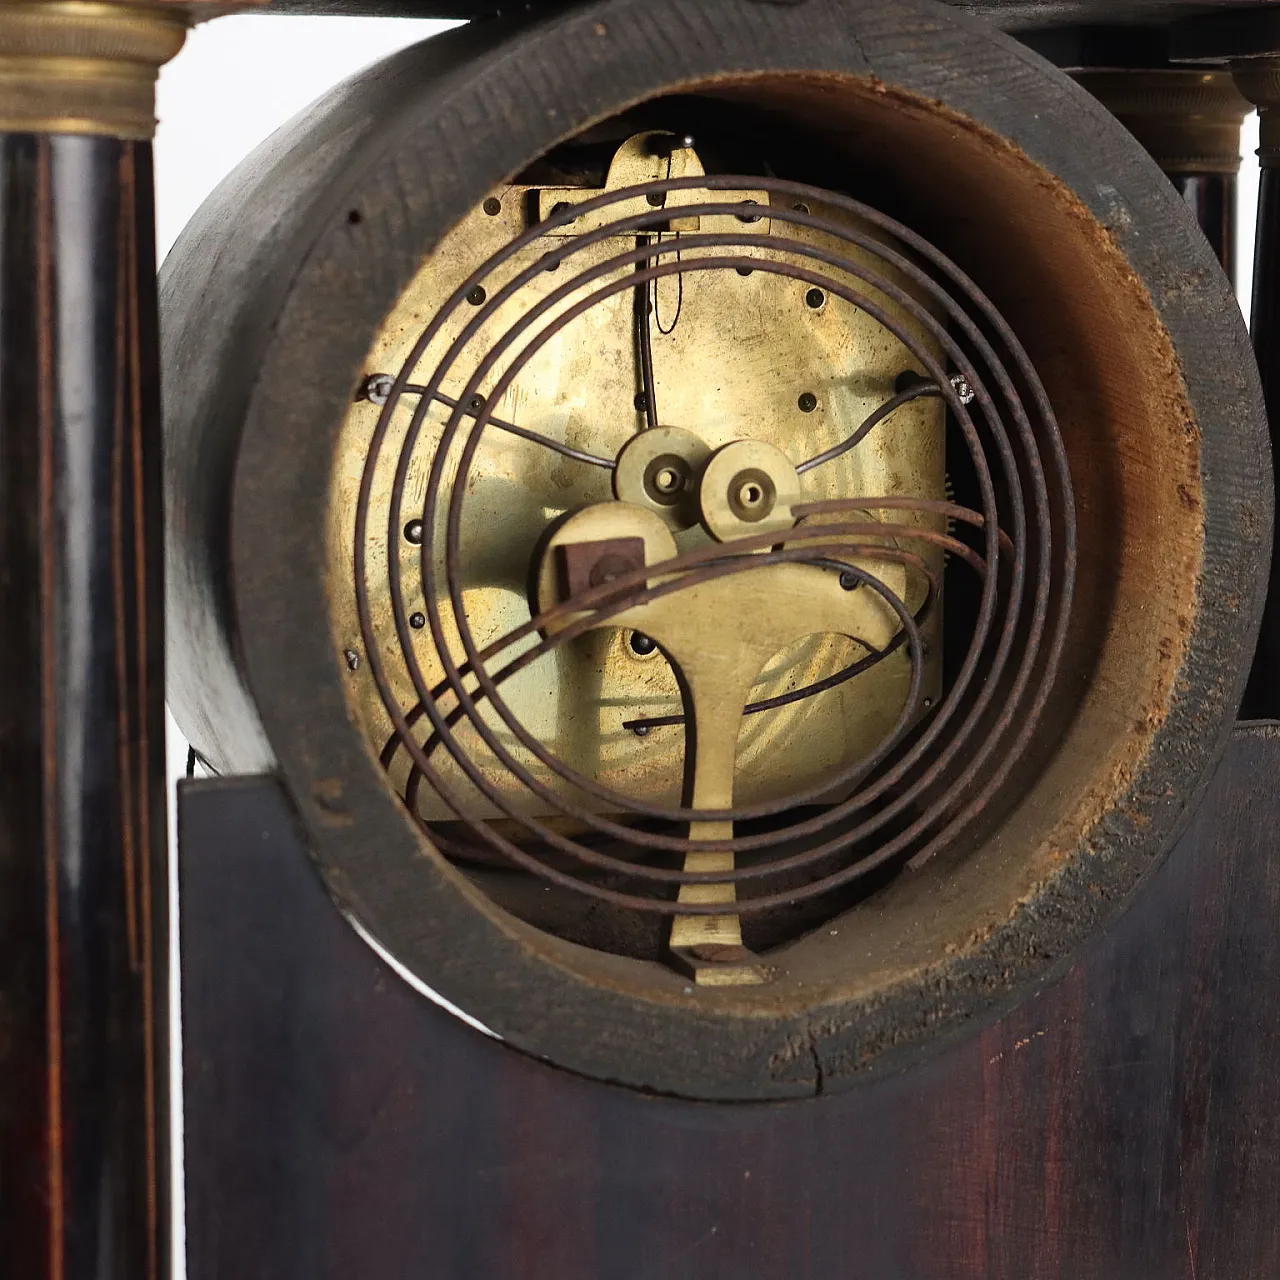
[1074,69,1251,177]
[1074,69,1251,276]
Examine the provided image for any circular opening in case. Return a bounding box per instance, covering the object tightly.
[327,78,1198,1013]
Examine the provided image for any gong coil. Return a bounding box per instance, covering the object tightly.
[341,158,1071,979]
[162,0,1270,1098]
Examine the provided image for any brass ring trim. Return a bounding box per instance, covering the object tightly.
[0,2,188,139]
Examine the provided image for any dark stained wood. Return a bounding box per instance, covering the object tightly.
[182,724,1280,1280]
[1174,172,1237,278]
[0,134,168,1279]
[1244,168,1280,718]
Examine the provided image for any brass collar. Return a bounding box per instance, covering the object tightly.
[0,1,188,140]
[1073,70,1251,176]
[1232,59,1280,168]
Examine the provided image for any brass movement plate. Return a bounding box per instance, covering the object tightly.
[328,138,946,828]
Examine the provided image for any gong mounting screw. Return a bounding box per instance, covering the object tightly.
[361,373,394,406]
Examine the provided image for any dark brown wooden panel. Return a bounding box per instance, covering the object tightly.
[182,724,1280,1280]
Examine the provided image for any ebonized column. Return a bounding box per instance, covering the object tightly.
[1236,61,1280,717]
[1074,69,1249,280]
[1172,169,1237,274]
[0,6,185,1277]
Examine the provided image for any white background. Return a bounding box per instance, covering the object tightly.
[153,21,1264,1275]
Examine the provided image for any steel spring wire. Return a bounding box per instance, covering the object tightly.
[353,174,1077,917]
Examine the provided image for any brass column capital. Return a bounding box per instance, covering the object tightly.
[1233,58,1280,168]
[1073,69,1251,175]
[0,1,189,140]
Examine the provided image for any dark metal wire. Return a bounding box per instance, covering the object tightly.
[619,499,1002,735]
[401,542,934,826]
[384,253,993,865]
[384,374,944,479]
[378,218,1024,879]
[634,235,661,428]
[395,538,940,765]
[185,744,218,780]
[377,381,615,470]
[350,173,1075,918]
[430,252,1006,826]
[796,381,943,474]
[652,235,683,336]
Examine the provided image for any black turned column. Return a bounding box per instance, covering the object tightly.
[1074,70,1250,281]
[1235,63,1280,718]
[1171,170,1237,275]
[0,7,185,1278]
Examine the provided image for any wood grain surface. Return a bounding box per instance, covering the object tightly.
[183,724,1280,1280]
[0,136,168,1280]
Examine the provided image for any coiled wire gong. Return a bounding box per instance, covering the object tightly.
[338,148,1075,985]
